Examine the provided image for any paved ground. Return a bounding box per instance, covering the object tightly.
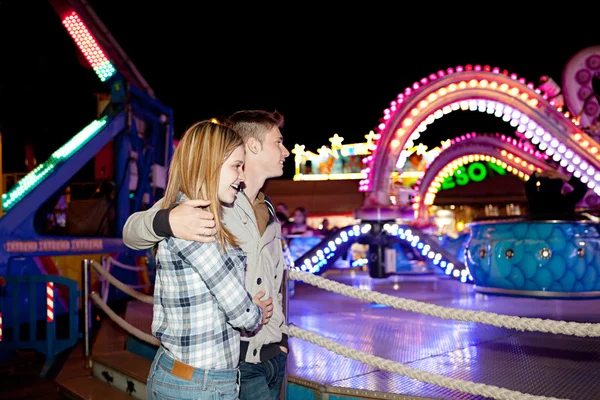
[0,348,68,399]
[0,303,111,400]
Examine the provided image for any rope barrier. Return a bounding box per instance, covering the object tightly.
[90,260,153,304]
[90,292,159,346]
[289,325,567,400]
[108,256,148,271]
[88,259,581,399]
[288,269,600,338]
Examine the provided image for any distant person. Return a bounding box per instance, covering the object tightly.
[275,202,289,225]
[525,167,588,220]
[145,119,273,400]
[319,218,337,236]
[282,206,317,236]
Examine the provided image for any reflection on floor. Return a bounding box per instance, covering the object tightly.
[287,270,600,400]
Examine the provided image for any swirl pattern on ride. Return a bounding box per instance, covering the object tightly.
[466,219,600,297]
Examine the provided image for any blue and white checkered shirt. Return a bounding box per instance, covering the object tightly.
[152,235,263,369]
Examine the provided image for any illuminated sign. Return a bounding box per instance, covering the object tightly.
[293,132,443,182]
[292,133,374,181]
[4,239,104,253]
[440,162,506,190]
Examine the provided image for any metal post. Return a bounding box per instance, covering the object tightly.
[281,267,290,400]
[100,255,108,302]
[82,259,92,368]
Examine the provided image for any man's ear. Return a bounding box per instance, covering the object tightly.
[247,137,259,154]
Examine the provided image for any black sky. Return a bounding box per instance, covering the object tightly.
[1,1,598,179]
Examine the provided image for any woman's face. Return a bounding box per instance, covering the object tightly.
[218,145,245,204]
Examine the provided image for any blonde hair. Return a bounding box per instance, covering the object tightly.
[162,119,243,251]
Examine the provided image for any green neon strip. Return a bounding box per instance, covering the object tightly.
[93,60,117,82]
[2,117,108,211]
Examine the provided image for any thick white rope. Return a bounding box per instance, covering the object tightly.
[90,260,153,304]
[289,325,567,400]
[90,292,159,346]
[108,256,148,271]
[288,269,600,337]
[98,260,151,303]
[85,260,569,399]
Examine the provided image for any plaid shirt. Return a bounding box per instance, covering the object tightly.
[152,235,262,369]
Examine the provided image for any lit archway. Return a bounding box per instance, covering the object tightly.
[413,134,548,220]
[361,65,600,209]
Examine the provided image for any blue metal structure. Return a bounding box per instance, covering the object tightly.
[0,0,173,337]
[0,275,80,377]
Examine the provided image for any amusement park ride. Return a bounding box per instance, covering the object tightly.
[1,0,600,395]
[0,0,173,359]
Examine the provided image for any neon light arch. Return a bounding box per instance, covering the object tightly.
[363,65,600,206]
[412,135,548,221]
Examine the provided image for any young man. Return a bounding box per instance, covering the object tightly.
[122,110,291,400]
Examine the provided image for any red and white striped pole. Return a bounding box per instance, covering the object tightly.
[46,282,54,322]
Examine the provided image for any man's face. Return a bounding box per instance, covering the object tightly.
[255,126,290,178]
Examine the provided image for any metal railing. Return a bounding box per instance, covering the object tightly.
[81,256,292,399]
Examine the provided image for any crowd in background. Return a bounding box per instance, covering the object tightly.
[275,203,336,237]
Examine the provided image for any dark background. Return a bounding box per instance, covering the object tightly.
[1,1,598,179]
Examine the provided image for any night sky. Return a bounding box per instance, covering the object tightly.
[0,1,598,180]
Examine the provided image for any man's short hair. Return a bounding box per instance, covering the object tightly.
[228,110,284,144]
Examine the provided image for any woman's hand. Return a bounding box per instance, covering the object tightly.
[253,290,274,325]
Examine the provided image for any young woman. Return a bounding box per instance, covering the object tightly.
[282,206,317,237]
[147,119,273,400]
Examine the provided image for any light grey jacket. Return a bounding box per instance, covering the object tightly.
[122,193,288,364]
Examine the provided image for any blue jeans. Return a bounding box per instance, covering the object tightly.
[147,346,240,399]
[239,350,288,400]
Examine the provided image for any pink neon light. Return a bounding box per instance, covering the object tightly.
[361,64,537,193]
[61,12,109,70]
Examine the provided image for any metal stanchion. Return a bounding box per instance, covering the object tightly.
[281,266,289,400]
[82,259,92,368]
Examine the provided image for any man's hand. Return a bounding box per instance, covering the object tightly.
[253,290,274,325]
[169,199,217,242]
